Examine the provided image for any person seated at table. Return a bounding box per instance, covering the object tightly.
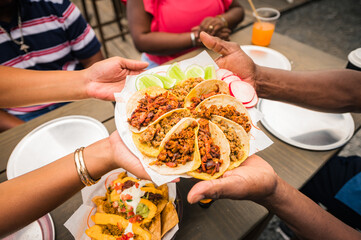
[187,33,361,236]
[126,0,244,68]
[0,0,103,131]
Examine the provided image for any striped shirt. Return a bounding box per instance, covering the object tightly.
[0,0,101,114]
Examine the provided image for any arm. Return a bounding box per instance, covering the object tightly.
[0,131,150,237]
[127,0,195,55]
[79,50,104,68]
[0,57,148,107]
[187,155,361,240]
[0,110,24,132]
[200,32,361,113]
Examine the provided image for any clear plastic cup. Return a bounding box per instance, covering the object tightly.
[251,8,280,47]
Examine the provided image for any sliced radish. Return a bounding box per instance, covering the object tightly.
[216,69,234,80]
[155,70,167,76]
[244,94,258,108]
[222,75,241,84]
[229,80,256,104]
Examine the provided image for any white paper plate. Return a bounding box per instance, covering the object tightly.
[7,115,109,179]
[241,45,292,70]
[257,99,354,150]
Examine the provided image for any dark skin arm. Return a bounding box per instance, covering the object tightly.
[200,32,361,113]
[127,0,244,55]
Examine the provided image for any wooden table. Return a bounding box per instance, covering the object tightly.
[1,27,360,240]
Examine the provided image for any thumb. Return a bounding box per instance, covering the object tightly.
[117,57,149,70]
[200,31,240,56]
[187,177,235,204]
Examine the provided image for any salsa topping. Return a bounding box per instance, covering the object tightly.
[139,110,190,148]
[151,122,198,167]
[194,104,251,133]
[213,119,244,163]
[170,77,204,104]
[128,92,180,130]
[197,119,222,175]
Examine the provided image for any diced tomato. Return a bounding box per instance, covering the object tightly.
[135,182,139,188]
[114,183,124,191]
[120,207,127,212]
[127,232,134,238]
[129,215,143,223]
[121,194,132,201]
[127,211,135,218]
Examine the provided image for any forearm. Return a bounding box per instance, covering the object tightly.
[132,32,194,55]
[261,176,361,240]
[255,67,361,112]
[0,137,115,237]
[0,67,89,108]
[221,1,244,29]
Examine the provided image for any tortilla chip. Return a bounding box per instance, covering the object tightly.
[117,172,127,180]
[92,196,105,206]
[156,199,168,216]
[157,184,169,200]
[161,202,179,237]
[149,214,161,240]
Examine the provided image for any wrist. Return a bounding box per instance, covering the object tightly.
[253,65,268,98]
[80,68,93,99]
[82,137,117,181]
[257,175,286,211]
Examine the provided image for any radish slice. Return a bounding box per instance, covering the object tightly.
[229,80,256,104]
[155,70,167,76]
[222,75,241,84]
[244,94,258,108]
[216,69,233,80]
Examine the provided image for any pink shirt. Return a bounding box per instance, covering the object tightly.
[143,0,232,64]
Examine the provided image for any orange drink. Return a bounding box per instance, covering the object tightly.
[252,22,275,46]
[251,8,280,46]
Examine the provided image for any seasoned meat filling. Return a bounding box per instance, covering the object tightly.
[196,119,222,175]
[128,92,180,130]
[189,84,225,109]
[194,105,251,133]
[139,111,190,147]
[101,224,123,236]
[151,122,198,167]
[170,77,204,104]
[213,119,244,163]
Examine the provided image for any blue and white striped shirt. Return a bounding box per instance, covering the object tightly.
[0,0,101,114]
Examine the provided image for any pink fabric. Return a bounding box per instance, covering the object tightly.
[7,104,54,114]
[143,0,233,64]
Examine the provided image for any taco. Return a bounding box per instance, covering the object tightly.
[170,77,204,104]
[187,118,230,180]
[127,86,180,133]
[132,109,190,157]
[211,116,250,170]
[86,172,178,240]
[143,117,201,175]
[193,94,252,133]
[184,80,229,109]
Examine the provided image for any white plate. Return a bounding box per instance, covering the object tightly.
[7,115,109,179]
[257,99,354,150]
[3,214,55,240]
[241,45,292,70]
[5,115,109,240]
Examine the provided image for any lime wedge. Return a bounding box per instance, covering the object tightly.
[135,74,164,90]
[153,74,176,89]
[204,65,216,80]
[167,63,186,84]
[185,64,205,79]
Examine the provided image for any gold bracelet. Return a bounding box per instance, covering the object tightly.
[217,15,228,28]
[74,147,100,186]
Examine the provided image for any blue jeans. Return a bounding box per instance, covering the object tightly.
[141,53,159,69]
[15,102,69,122]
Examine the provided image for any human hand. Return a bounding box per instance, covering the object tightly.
[214,27,231,41]
[199,16,226,36]
[199,32,257,88]
[84,57,148,101]
[187,155,278,204]
[108,131,150,180]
